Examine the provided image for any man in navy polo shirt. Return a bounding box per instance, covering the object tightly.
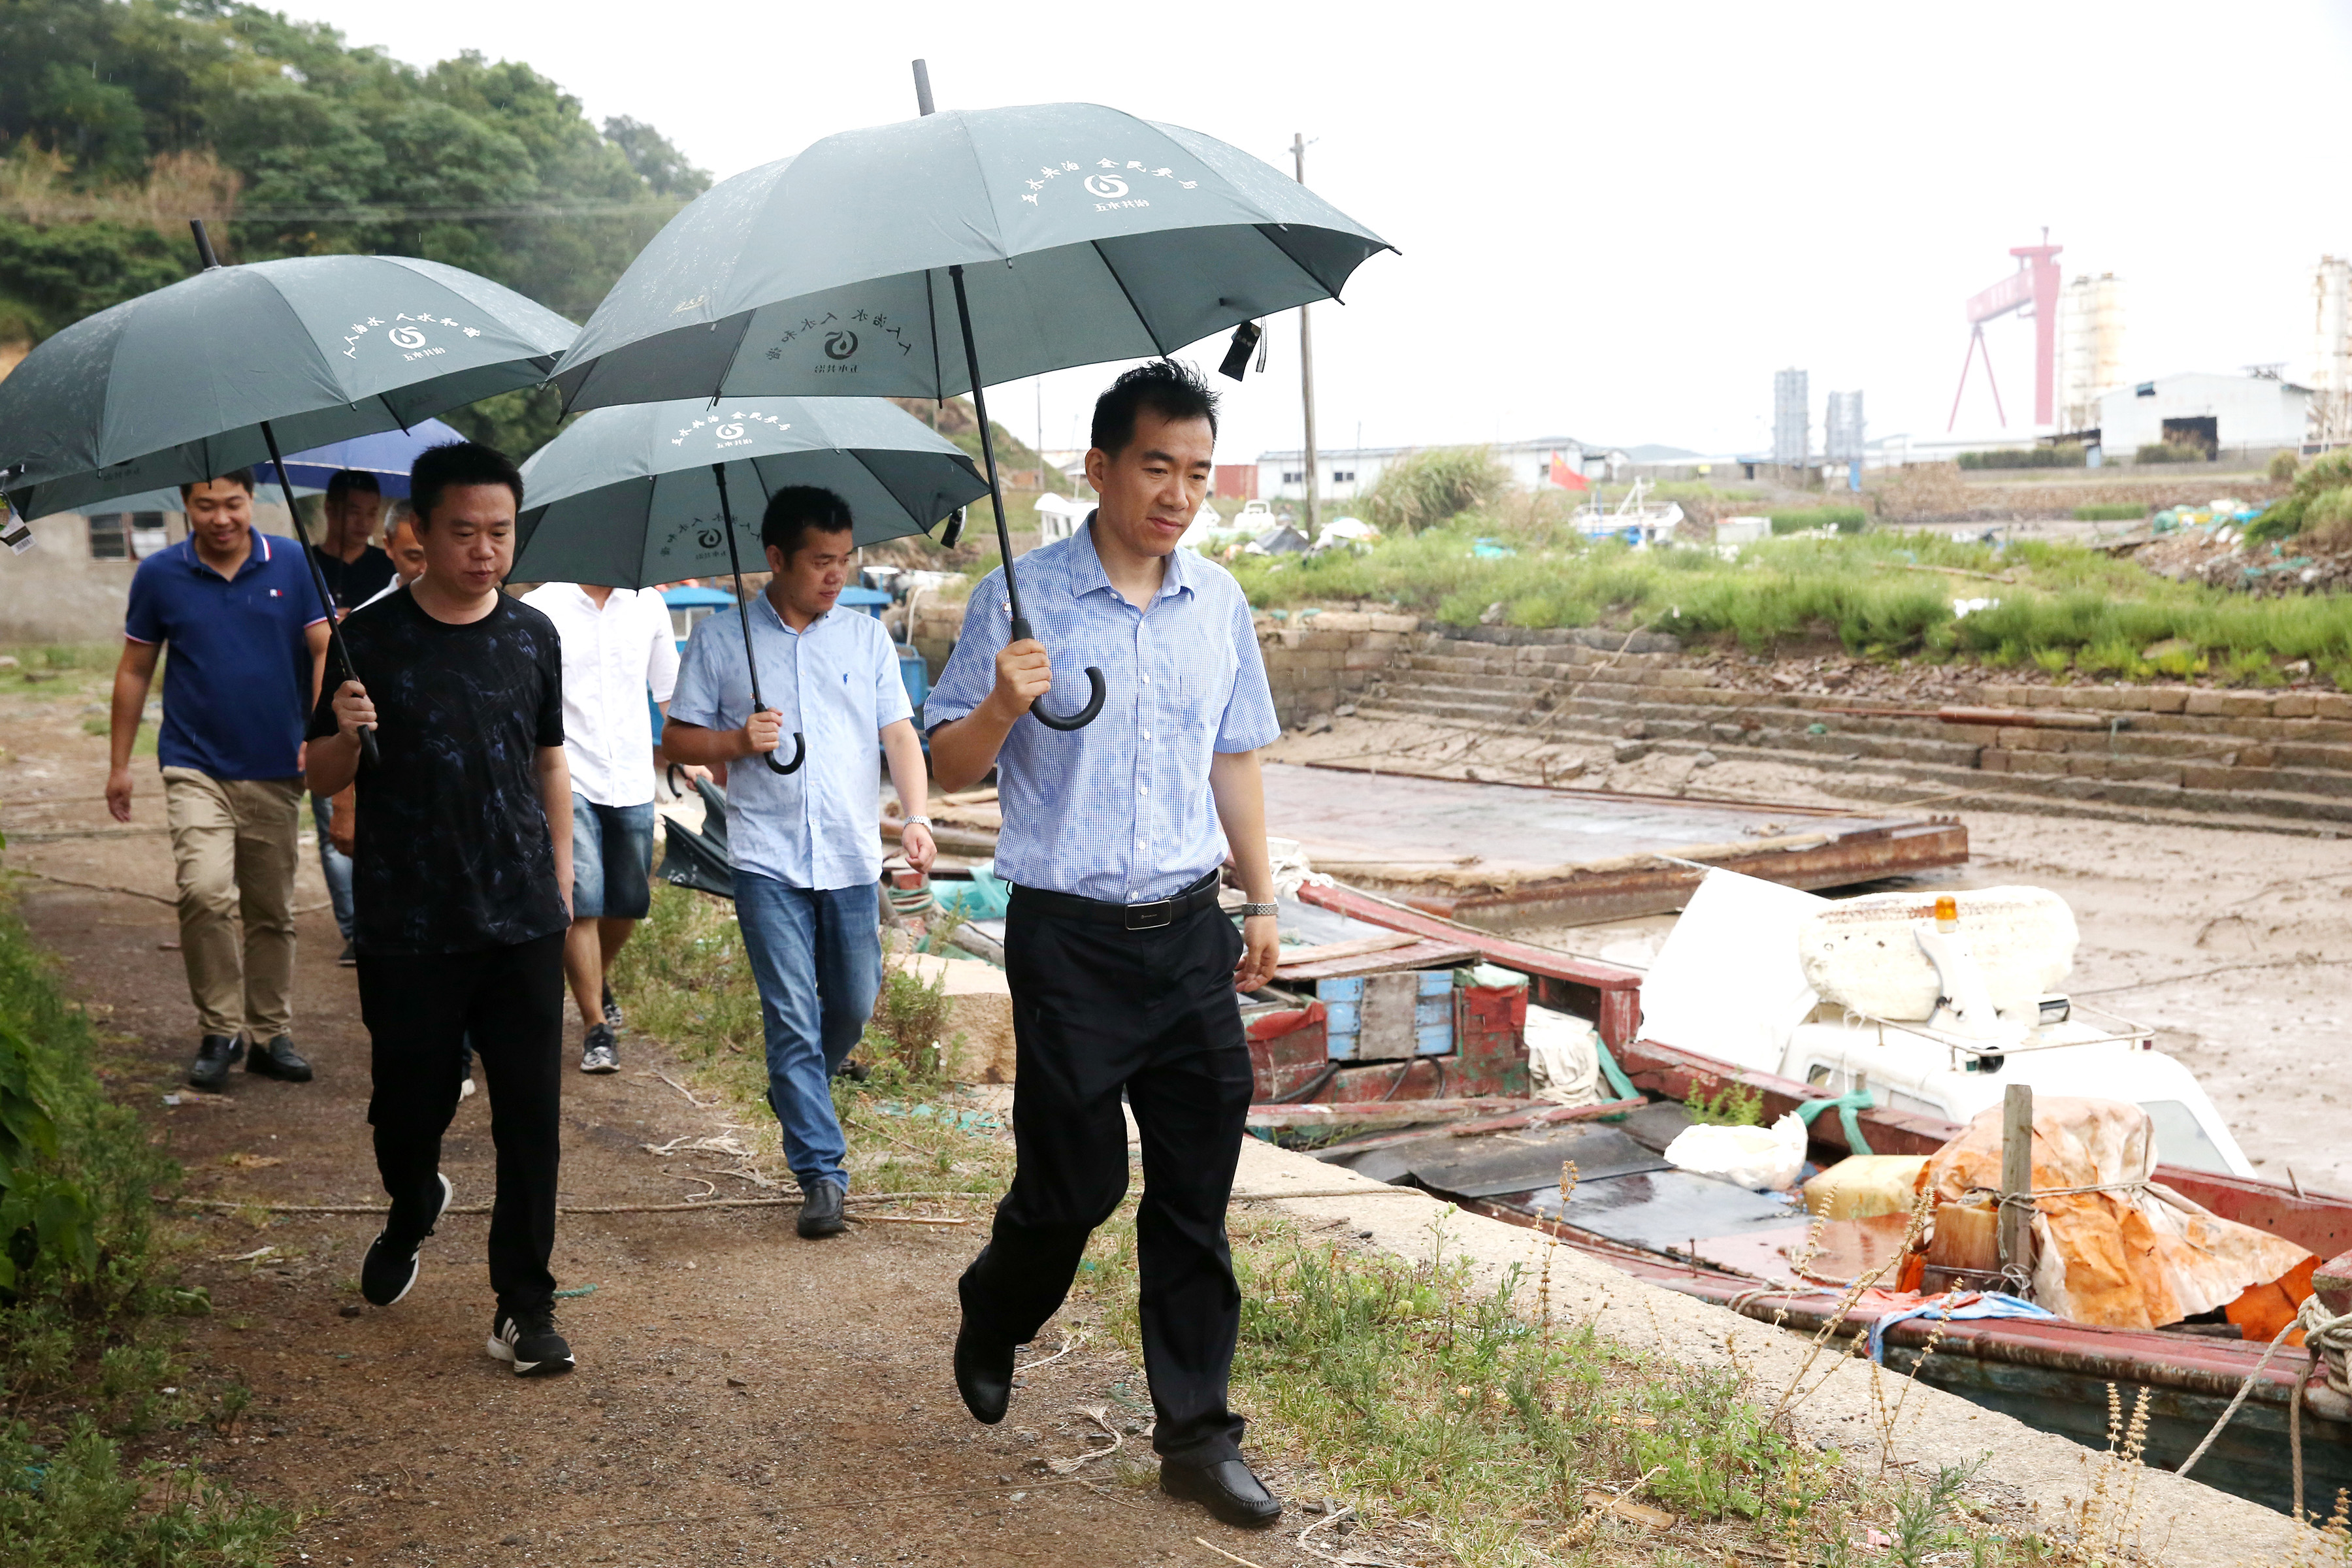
[108,471,331,1090]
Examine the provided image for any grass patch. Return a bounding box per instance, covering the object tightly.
[1228,525,2352,681]
[2071,504,2146,523]
[0,890,293,1565]
[1769,506,1868,535]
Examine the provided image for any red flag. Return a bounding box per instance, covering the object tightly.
[1549,451,1588,491]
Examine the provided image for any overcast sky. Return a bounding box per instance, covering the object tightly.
[296,0,2352,464]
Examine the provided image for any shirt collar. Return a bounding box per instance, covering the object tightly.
[753,589,830,638]
[184,532,267,578]
[1071,515,1192,606]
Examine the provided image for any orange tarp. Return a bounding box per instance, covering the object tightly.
[1924,1096,2310,1331]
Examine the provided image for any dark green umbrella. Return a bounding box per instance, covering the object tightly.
[511,395,988,775]
[0,223,578,764]
[549,72,1393,730]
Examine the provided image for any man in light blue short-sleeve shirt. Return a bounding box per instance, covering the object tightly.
[662,486,936,1241]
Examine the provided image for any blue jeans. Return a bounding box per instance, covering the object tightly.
[312,792,353,941]
[570,797,657,919]
[734,875,883,1194]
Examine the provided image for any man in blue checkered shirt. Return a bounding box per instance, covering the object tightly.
[925,360,1285,1530]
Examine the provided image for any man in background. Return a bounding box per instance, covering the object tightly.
[308,471,394,965]
[662,486,936,1241]
[108,471,329,1089]
[519,576,687,1074]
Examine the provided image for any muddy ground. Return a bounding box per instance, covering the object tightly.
[0,675,1328,1567]
[1265,717,2352,1191]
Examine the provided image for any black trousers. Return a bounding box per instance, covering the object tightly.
[958,889,1254,1465]
[357,932,566,1315]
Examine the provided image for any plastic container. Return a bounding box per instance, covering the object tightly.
[1803,1155,1929,1221]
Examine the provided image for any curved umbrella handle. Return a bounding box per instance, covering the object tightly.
[762,733,806,776]
[1032,670,1106,732]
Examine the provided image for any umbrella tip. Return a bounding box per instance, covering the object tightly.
[911,59,935,116]
[188,219,222,270]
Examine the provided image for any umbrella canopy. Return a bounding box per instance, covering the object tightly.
[512,396,986,588]
[549,101,1392,410]
[0,253,576,519]
[273,418,469,498]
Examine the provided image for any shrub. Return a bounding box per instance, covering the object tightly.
[1957,444,2085,469]
[2136,440,2208,464]
[2270,449,2301,483]
[1767,506,1866,535]
[2071,503,2146,522]
[2248,448,2352,540]
[1358,446,1511,535]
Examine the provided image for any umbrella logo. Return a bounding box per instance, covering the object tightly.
[823,331,859,361]
[715,423,746,440]
[1084,174,1129,199]
[696,528,723,549]
[388,325,428,350]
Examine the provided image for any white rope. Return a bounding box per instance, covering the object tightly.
[2175,1296,2352,1488]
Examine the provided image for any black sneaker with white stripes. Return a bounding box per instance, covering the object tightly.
[579,1022,619,1074]
[359,1172,452,1307]
[486,1309,574,1377]
[600,981,624,1031]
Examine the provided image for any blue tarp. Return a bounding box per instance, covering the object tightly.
[1867,1290,2054,1363]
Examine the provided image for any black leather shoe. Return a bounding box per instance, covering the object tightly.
[952,1320,1015,1425]
[244,1034,312,1083]
[1160,1458,1282,1528]
[796,1179,847,1238]
[187,1034,242,1092]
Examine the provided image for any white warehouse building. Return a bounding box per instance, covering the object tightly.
[2094,372,2309,457]
[1254,437,1623,503]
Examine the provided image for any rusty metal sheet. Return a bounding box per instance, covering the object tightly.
[1264,762,1967,927]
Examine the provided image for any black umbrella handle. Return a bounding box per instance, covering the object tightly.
[1011,616,1106,730]
[259,417,378,770]
[711,461,806,776]
[942,263,1103,732]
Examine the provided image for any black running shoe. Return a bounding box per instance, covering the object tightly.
[336,939,357,968]
[487,1309,574,1377]
[359,1173,452,1307]
[579,1023,619,1074]
[600,981,623,1031]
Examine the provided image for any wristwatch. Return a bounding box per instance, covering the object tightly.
[902,816,933,830]
[1239,902,1277,919]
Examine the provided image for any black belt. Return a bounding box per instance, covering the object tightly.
[1009,871,1223,931]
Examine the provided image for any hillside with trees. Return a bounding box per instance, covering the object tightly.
[0,0,708,453]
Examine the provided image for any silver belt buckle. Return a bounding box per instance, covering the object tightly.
[1124,897,1174,931]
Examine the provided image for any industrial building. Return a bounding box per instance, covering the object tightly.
[2090,372,2309,460]
[1253,438,1625,502]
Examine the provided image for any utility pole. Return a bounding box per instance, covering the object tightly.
[1291,131,1320,538]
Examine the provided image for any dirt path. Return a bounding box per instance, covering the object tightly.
[0,679,1316,1567]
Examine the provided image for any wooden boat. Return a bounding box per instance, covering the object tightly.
[1262,877,2352,1518]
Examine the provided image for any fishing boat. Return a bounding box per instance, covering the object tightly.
[1241,870,2352,1518]
[1571,476,1685,547]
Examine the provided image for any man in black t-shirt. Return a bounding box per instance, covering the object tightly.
[307,441,580,1377]
[306,468,397,961]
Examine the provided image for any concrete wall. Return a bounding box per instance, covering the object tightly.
[1,502,299,644]
[1254,608,1419,725]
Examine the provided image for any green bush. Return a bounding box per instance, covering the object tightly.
[2270,449,2301,483]
[2249,449,2352,540]
[1358,447,1511,535]
[0,893,290,1563]
[2136,440,2209,464]
[1957,444,2085,469]
[1767,506,1866,534]
[2071,503,2146,522]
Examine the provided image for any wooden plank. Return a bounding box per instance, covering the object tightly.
[1273,939,1477,982]
[1356,972,1421,1060]
[1271,932,1417,967]
[1999,1083,2034,1277]
[1245,1096,1537,1132]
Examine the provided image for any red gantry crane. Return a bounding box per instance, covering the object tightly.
[1948,231,2063,431]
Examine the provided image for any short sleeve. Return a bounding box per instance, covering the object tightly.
[921,574,1010,732]
[123,558,165,645]
[664,615,732,731]
[645,597,680,706]
[871,623,913,732]
[534,625,564,749]
[1213,585,1280,753]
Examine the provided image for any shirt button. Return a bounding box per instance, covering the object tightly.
[1141,729,1151,740]
[1141,674,1151,684]
[1139,785,1150,794]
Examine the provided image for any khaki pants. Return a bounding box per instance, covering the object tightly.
[161,768,301,1041]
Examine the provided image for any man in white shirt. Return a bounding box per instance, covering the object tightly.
[661,486,936,1240]
[519,577,684,1074]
